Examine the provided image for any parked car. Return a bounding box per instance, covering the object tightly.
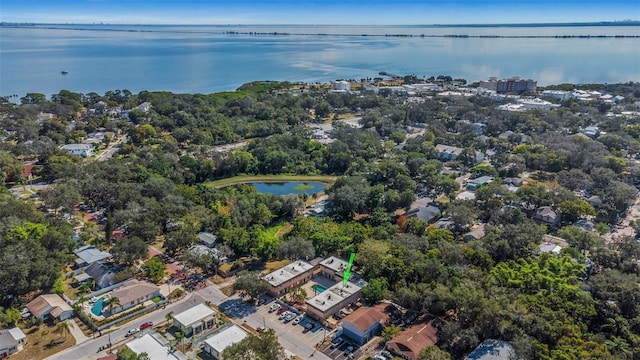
[276,305,289,314]
[125,328,140,337]
[279,311,292,320]
[344,345,354,355]
[292,315,304,325]
[269,303,281,313]
[139,321,153,330]
[303,322,314,332]
[284,312,296,323]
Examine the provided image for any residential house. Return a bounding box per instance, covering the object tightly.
[502,177,525,192]
[463,224,486,242]
[539,242,562,254]
[74,245,111,268]
[306,279,366,322]
[465,339,517,360]
[201,325,248,359]
[0,328,26,358]
[125,333,179,360]
[263,260,315,297]
[198,232,217,248]
[319,257,349,282]
[26,294,73,321]
[108,280,161,315]
[173,303,217,337]
[341,302,392,345]
[60,143,93,157]
[405,205,441,223]
[467,176,494,191]
[534,206,561,227]
[83,261,119,289]
[387,317,438,360]
[581,126,600,138]
[435,144,463,161]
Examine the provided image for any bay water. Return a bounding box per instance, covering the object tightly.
[1,24,638,98]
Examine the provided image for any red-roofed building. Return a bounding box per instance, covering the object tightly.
[22,164,34,180]
[341,302,392,345]
[387,316,438,360]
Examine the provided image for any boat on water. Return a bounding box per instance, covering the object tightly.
[61,70,68,75]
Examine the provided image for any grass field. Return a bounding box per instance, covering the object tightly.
[205,175,336,189]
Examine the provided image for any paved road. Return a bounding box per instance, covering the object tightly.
[96,135,127,162]
[46,294,204,360]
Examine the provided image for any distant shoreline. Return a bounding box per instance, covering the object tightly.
[1,23,639,39]
[1,21,639,27]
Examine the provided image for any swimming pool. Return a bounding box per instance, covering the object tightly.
[91,297,105,316]
[311,284,327,293]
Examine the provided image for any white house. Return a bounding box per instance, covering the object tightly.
[108,280,161,315]
[60,143,93,157]
[126,333,179,360]
[0,328,26,358]
[202,325,248,359]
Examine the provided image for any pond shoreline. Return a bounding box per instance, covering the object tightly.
[205,175,337,189]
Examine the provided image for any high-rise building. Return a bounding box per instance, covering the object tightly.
[479,77,537,94]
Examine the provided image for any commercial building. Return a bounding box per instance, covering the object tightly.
[479,77,537,94]
[318,257,349,282]
[173,303,217,337]
[125,333,180,360]
[333,81,351,92]
[306,279,365,322]
[340,302,392,345]
[387,317,438,360]
[201,325,248,359]
[263,260,315,297]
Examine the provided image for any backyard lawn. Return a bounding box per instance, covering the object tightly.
[12,323,75,360]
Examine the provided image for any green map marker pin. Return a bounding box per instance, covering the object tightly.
[342,252,356,287]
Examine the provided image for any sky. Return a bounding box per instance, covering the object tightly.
[1,0,639,25]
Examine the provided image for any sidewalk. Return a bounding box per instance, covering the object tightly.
[68,318,90,344]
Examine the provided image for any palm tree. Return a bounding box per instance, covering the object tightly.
[57,320,71,339]
[165,311,174,329]
[77,294,90,308]
[104,296,121,316]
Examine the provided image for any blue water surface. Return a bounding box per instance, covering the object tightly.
[1,24,638,98]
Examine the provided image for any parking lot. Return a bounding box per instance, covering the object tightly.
[317,334,364,360]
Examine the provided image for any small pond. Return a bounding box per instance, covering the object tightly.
[250,181,327,196]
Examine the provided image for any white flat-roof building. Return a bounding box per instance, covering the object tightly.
[306,279,365,322]
[319,256,348,281]
[126,333,181,360]
[201,325,248,359]
[60,143,93,157]
[173,303,216,337]
[333,81,351,92]
[263,260,315,297]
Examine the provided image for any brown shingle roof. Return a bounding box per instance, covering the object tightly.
[109,280,159,305]
[342,302,391,333]
[26,294,72,319]
[387,317,438,360]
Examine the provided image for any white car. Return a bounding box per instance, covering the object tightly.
[292,315,304,325]
[125,328,140,337]
[268,303,281,313]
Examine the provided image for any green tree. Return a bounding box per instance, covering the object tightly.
[104,296,121,315]
[558,199,595,223]
[381,324,401,343]
[361,277,387,304]
[142,256,167,283]
[111,236,148,265]
[221,328,288,360]
[233,271,269,300]
[419,346,452,360]
[276,236,316,260]
[56,320,70,339]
